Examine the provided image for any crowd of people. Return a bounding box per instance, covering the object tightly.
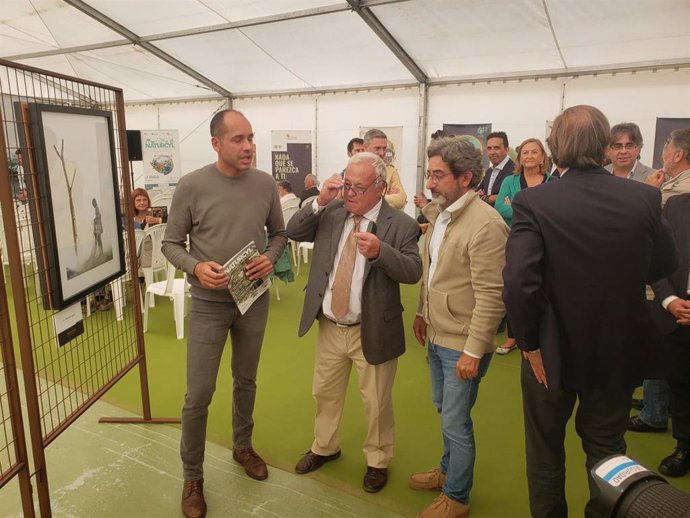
[157,107,689,518]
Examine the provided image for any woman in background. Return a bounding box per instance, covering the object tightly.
[132,188,161,268]
[494,138,551,354]
[133,188,162,229]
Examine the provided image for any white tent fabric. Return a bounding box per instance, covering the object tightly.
[2,0,689,102]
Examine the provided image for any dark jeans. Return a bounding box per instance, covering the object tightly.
[521,359,632,518]
[181,294,269,481]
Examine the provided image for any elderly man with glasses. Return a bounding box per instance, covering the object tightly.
[287,151,422,493]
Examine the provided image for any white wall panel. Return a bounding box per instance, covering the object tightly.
[123,68,690,198]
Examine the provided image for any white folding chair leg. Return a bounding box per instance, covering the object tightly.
[143,292,151,332]
[274,281,280,301]
[173,293,185,339]
[291,241,298,266]
[111,278,124,321]
[144,269,156,308]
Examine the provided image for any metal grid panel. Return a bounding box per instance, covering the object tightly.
[0,59,142,444]
[0,301,21,486]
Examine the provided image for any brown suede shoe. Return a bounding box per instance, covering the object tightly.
[409,468,447,491]
[181,479,206,518]
[363,466,388,493]
[418,492,470,518]
[233,447,268,480]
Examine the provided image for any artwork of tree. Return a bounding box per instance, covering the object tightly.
[53,139,78,254]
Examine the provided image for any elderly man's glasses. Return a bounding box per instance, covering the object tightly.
[341,179,382,196]
[610,142,638,150]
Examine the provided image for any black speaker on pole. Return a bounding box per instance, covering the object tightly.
[126,130,143,161]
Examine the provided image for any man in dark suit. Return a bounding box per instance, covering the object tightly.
[651,193,690,477]
[299,173,320,207]
[503,105,677,518]
[287,152,422,493]
[476,131,515,206]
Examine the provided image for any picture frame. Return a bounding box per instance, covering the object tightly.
[23,103,126,310]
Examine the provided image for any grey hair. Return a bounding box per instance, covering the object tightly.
[304,173,319,187]
[667,128,690,163]
[427,136,483,188]
[347,152,387,183]
[363,128,387,145]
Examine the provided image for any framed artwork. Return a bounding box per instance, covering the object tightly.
[24,103,125,310]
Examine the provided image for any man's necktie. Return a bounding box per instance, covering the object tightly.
[330,215,362,320]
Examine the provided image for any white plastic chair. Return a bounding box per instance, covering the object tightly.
[140,223,167,308]
[150,189,175,211]
[143,260,190,340]
[296,242,314,276]
[281,197,301,267]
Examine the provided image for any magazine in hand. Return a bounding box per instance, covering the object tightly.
[222,241,271,314]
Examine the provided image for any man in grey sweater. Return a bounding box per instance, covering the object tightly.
[162,109,286,518]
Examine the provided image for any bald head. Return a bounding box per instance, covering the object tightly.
[547,105,610,169]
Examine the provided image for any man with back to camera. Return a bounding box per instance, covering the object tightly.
[287,152,421,493]
[411,136,508,518]
[162,109,287,518]
[476,131,514,206]
[605,122,654,181]
[502,105,677,518]
[363,128,407,209]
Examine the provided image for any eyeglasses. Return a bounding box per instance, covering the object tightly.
[341,179,382,196]
[610,142,638,150]
[424,171,454,184]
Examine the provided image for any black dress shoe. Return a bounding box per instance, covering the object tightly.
[631,398,644,411]
[295,450,341,474]
[363,466,388,493]
[659,447,690,477]
[627,415,667,433]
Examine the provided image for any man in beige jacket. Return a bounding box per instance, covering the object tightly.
[411,136,508,518]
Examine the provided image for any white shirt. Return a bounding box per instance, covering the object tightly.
[487,155,511,195]
[427,191,472,285]
[313,198,382,324]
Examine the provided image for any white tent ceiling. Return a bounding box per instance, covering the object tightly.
[1,0,689,103]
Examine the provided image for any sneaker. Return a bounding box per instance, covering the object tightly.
[418,492,470,518]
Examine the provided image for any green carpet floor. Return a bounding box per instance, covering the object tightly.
[6,260,690,517]
[95,262,690,517]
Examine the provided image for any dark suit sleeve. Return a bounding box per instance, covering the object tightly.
[651,194,686,298]
[646,193,678,284]
[502,192,547,351]
[371,217,422,285]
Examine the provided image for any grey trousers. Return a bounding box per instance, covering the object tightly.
[181,294,269,481]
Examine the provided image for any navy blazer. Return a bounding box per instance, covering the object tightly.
[287,198,422,365]
[477,158,515,196]
[503,167,677,390]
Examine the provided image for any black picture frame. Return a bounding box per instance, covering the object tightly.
[24,103,125,310]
